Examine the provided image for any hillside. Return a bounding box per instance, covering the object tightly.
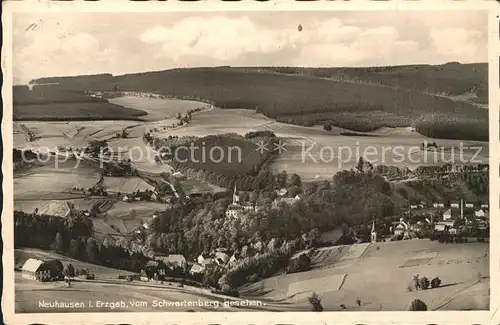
[13,84,147,121]
[245,62,488,102]
[239,239,489,311]
[29,64,488,140]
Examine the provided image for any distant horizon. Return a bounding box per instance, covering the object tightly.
[16,60,488,86]
[13,11,488,85]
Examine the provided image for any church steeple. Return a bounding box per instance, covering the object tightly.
[371,216,377,242]
[233,185,240,204]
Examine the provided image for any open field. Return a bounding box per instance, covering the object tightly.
[109,96,211,121]
[240,239,489,311]
[96,201,167,235]
[180,178,227,196]
[14,157,102,201]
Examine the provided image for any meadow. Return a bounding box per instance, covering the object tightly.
[240,239,489,311]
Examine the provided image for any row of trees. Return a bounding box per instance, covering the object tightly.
[14,211,150,273]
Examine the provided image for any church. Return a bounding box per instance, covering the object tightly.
[225,186,255,219]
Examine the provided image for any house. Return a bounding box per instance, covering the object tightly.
[465,203,474,208]
[197,253,210,265]
[434,224,447,232]
[141,261,159,281]
[475,209,486,218]
[481,203,489,209]
[276,188,288,197]
[410,205,418,210]
[201,258,216,271]
[437,203,445,208]
[21,258,63,281]
[443,209,452,220]
[393,218,409,236]
[434,220,454,232]
[189,263,204,275]
[433,203,439,208]
[229,254,238,266]
[164,255,187,270]
[477,221,488,231]
[214,251,230,265]
[451,203,460,208]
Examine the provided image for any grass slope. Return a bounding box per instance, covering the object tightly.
[240,239,488,311]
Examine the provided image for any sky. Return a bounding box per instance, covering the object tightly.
[12,11,488,84]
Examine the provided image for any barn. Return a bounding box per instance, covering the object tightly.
[21,258,63,281]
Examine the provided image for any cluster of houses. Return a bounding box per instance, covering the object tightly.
[225,186,301,219]
[369,200,489,242]
[139,248,238,281]
[189,248,237,275]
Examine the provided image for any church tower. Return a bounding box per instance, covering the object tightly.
[371,216,377,242]
[233,185,240,205]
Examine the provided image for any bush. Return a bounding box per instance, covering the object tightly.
[287,253,311,273]
[409,299,427,311]
[430,277,442,289]
[419,276,430,290]
[412,274,420,290]
[308,292,323,312]
[246,273,260,283]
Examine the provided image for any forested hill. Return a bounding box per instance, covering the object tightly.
[29,63,488,141]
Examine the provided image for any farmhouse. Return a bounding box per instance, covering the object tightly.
[21,258,63,281]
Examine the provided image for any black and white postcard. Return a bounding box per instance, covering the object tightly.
[2,1,499,324]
